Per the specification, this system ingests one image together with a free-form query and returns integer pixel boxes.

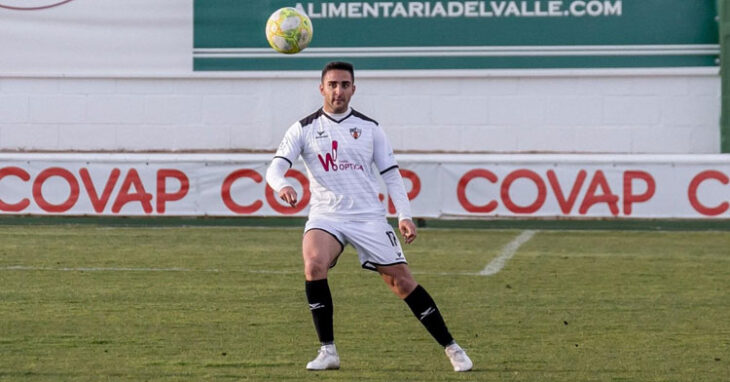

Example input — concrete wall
[0,71,720,153]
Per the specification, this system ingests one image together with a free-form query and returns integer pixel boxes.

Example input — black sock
[404,285,454,347]
[305,279,334,345]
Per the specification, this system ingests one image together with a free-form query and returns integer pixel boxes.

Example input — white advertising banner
[0,0,191,76]
[0,153,729,219]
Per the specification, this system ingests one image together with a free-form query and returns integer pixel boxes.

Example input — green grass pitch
[0,224,728,381]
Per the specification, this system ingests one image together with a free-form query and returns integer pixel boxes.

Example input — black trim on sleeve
[379,165,399,175]
[351,109,379,126]
[299,108,325,128]
[273,156,293,168]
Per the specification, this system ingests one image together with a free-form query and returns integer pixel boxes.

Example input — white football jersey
[274,107,398,220]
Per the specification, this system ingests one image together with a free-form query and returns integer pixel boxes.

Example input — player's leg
[302,227,343,370]
[376,263,473,371]
[374,262,417,298]
[377,264,472,371]
[347,219,473,371]
[346,220,454,345]
[302,229,342,281]
[376,264,455,345]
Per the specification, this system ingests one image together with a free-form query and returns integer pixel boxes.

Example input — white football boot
[306,344,340,370]
[445,343,473,372]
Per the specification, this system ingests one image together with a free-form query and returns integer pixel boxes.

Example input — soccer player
[265,61,473,372]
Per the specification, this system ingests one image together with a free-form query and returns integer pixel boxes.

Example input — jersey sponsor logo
[317,140,365,172]
[317,140,339,171]
[350,127,361,139]
[337,162,364,171]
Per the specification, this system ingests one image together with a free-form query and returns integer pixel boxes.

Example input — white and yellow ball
[265,7,313,54]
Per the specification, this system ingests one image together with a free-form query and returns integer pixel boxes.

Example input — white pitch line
[1,266,479,277]
[0,266,305,274]
[2,232,536,277]
[1,266,219,273]
[479,230,537,276]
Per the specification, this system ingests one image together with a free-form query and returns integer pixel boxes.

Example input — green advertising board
[193,0,719,71]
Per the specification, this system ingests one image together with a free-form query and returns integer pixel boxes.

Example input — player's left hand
[398,219,417,244]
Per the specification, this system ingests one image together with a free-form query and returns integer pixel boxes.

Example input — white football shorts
[304,217,407,271]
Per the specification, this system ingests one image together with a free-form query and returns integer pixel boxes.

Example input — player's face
[320,69,355,114]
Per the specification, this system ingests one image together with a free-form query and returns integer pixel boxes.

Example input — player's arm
[266,123,303,207]
[381,169,416,244]
[373,125,416,244]
[266,157,298,207]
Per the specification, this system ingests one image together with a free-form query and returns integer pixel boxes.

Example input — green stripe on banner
[1,215,729,231]
[195,55,718,71]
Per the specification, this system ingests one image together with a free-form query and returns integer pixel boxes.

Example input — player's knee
[387,274,417,298]
[397,277,418,297]
[304,266,327,280]
[303,255,330,280]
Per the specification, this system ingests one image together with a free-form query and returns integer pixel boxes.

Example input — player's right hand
[278,186,298,207]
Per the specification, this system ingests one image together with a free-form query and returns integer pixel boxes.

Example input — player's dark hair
[321,61,354,83]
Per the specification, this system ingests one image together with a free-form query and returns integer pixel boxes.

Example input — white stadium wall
[0,0,722,154]
[0,72,721,154]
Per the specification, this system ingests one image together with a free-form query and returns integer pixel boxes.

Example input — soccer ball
[265,7,313,54]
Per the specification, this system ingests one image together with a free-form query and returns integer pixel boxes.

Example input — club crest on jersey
[350,127,361,139]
